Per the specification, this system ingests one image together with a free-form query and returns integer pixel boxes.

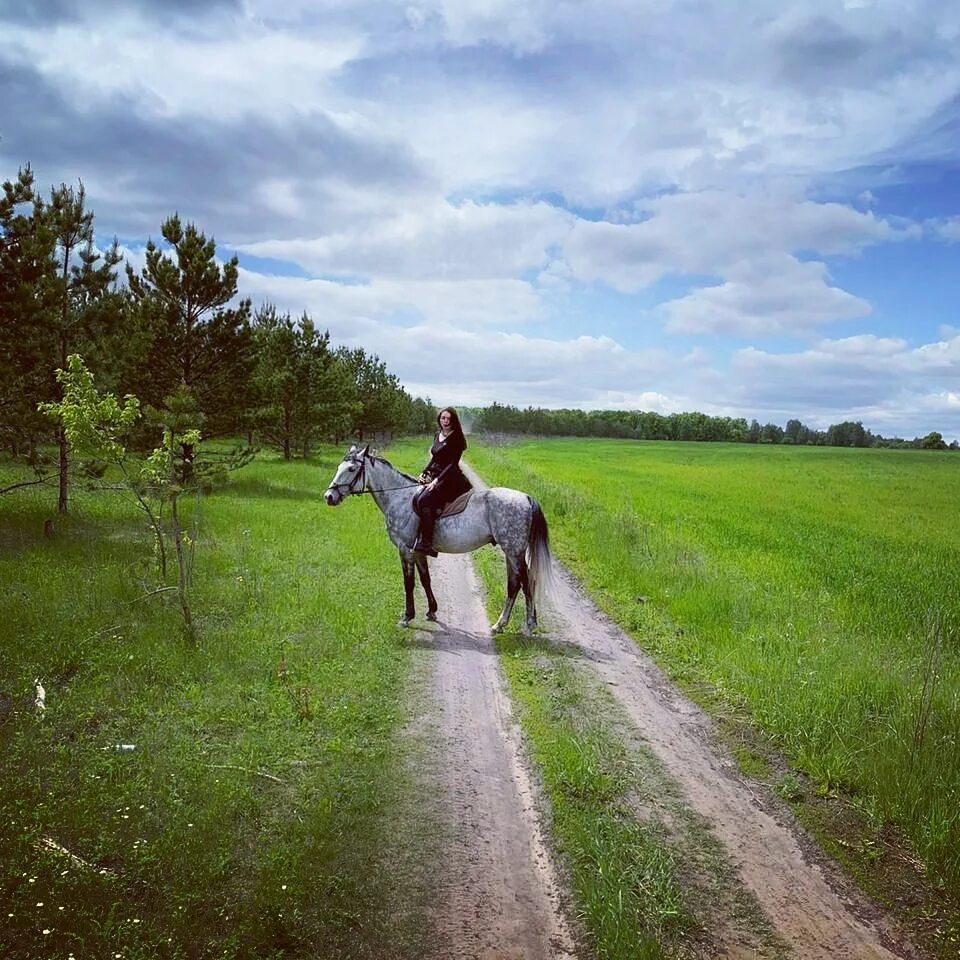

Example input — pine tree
[0,166,56,461]
[47,180,124,511]
[126,214,254,434]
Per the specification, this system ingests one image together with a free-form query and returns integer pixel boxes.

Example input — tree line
[468,403,956,450]
[1,166,437,512]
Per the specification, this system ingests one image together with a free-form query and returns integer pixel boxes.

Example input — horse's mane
[369,452,419,484]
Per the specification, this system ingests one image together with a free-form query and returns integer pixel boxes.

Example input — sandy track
[414,551,578,960]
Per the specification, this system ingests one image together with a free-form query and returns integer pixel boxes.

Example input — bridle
[326,452,421,499]
[326,454,368,498]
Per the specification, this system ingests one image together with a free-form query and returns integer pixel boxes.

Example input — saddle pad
[440,489,473,518]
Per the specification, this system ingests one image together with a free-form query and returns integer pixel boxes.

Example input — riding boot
[413,507,439,557]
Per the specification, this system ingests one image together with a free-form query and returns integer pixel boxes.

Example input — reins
[327,454,422,498]
[360,482,422,494]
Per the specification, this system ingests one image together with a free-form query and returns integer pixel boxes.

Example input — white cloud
[561,190,906,327]
[5,13,363,119]
[238,265,693,406]
[238,269,545,329]
[935,217,960,241]
[662,256,871,336]
[237,199,572,281]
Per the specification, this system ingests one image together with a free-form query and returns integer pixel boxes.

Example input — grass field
[4,435,959,957]
[0,449,434,960]
[465,438,960,904]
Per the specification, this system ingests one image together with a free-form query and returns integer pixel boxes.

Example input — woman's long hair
[438,406,467,447]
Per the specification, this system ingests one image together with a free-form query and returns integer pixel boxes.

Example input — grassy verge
[0,448,432,960]
[465,437,960,955]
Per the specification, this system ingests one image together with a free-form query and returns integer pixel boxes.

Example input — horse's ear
[360,443,370,458]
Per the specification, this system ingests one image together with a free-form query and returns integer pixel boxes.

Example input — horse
[323,444,556,633]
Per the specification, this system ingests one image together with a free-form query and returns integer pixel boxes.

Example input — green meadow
[0,449,434,960]
[4,435,959,958]
[465,438,960,900]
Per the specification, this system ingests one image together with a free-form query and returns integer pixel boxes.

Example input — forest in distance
[464,401,957,449]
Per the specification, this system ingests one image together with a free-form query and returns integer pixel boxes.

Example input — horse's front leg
[415,554,439,621]
[492,553,523,634]
[398,552,416,627]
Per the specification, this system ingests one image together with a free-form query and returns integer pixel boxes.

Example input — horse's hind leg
[518,556,537,632]
[492,552,524,634]
[415,554,438,621]
[398,552,416,627]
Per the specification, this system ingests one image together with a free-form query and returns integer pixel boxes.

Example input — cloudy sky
[4,0,960,439]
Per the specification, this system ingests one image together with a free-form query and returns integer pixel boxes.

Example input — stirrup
[413,538,438,558]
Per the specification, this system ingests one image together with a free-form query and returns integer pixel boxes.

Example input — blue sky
[3,0,960,439]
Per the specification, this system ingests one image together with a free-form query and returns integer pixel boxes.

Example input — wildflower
[42,928,51,935]
[36,902,44,907]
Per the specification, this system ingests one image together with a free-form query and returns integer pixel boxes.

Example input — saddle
[412,489,474,518]
[440,489,473,518]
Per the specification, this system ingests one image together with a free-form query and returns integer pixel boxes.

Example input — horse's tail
[526,496,557,614]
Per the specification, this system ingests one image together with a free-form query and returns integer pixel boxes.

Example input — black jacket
[421,431,471,503]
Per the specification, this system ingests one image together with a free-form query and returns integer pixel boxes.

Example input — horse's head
[324,444,369,506]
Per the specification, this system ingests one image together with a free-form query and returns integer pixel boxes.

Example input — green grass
[0,448,432,960]
[465,438,960,903]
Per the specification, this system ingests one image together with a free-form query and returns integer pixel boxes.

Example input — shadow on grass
[213,474,320,503]
[0,504,150,563]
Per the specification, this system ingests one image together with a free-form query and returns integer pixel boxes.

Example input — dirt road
[414,552,579,960]
[407,467,918,959]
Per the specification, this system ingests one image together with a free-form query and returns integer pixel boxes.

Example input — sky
[3,0,960,441]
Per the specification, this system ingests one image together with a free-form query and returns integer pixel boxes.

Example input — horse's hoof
[426,611,438,622]
[397,617,411,628]
[491,622,504,634]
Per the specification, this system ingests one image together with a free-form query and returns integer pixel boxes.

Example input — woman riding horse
[413,406,471,556]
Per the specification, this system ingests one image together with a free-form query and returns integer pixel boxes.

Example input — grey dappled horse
[323,444,555,632]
